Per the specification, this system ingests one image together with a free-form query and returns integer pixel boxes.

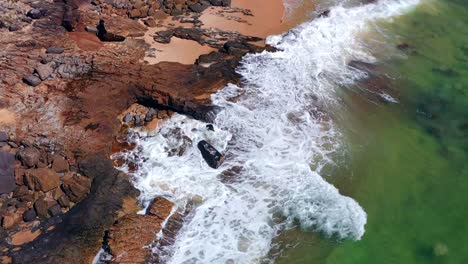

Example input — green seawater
[277,0,468,263]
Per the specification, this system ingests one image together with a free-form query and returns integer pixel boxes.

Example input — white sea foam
[118,0,421,263]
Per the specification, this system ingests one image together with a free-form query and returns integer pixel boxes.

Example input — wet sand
[142,0,317,65]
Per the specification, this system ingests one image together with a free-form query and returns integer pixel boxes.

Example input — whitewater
[116,0,421,263]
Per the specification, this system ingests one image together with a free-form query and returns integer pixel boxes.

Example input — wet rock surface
[197,140,225,168]
[105,197,174,263]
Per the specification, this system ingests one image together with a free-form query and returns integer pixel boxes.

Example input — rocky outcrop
[106,197,174,263]
[154,27,263,49]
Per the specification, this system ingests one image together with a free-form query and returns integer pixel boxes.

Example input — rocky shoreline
[0,0,278,263]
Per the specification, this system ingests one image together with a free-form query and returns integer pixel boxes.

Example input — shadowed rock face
[0,151,15,194]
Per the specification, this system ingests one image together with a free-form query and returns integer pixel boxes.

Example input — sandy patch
[141,0,316,64]
[145,37,216,65]
[0,109,16,125]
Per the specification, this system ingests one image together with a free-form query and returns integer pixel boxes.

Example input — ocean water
[275,0,468,263]
[115,0,468,263]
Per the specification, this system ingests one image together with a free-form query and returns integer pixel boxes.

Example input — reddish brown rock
[108,197,174,263]
[14,168,26,185]
[61,174,91,202]
[51,155,69,173]
[25,168,60,192]
[1,211,22,229]
[147,197,174,220]
[10,229,42,246]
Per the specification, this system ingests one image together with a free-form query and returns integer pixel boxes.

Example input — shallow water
[276,0,468,263]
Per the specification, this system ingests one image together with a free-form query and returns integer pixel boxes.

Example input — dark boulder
[0,151,15,194]
[188,3,208,13]
[96,20,126,42]
[197,140,224,169]
[23,75,42,87]
[23,209,37,222]
[27,9,45,19]
[8,25,20,31]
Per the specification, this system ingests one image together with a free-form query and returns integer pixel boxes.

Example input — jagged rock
[0,151,15,194]
[57,195,70,207]
[23,75,42,87]
[146,197,173,220]
[51,155,69,173]
[35,63,53,81]
[17,147,41,168]
[144,18,157,27]
[23,209,37,222]
[197,140,224,169]
[13,186,29,198]
[48,204,62,216]
[61,174,91,202]
[34,196,57,217]
[25,168,60,192]
[154,30,173,43]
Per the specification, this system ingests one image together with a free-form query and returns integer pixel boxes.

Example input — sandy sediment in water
[142,0,317,65]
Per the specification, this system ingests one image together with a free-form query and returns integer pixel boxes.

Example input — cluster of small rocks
[23,49,93,86]
[121,104,172,128]
[0,132,91,231]
[0,1,37,32]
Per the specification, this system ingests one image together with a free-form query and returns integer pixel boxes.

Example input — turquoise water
[277,0,468,263]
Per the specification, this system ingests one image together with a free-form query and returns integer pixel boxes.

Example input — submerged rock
[197,140,224,169]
